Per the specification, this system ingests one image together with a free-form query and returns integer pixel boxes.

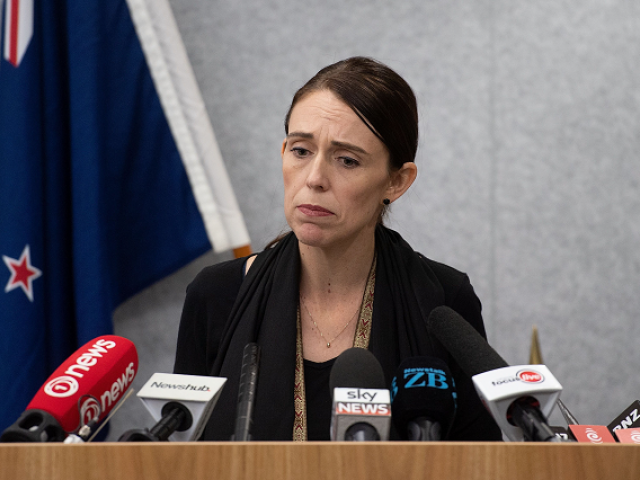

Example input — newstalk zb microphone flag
[0,0,250,432]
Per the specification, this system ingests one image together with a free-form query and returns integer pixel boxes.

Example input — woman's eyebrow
[287,131,313,139]
[286,132,368,154]
[330,140,367,155]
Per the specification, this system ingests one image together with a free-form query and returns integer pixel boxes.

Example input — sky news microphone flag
[0,0,250,432]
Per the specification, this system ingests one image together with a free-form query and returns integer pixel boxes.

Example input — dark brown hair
[284,56,419,170]
[267,58,418,249]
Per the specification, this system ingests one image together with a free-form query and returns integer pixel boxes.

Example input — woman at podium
[174,57,502,442]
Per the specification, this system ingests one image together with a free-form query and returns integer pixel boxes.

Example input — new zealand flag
[0,0,249,433]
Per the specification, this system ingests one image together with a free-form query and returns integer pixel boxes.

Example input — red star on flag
[3,244,42,302]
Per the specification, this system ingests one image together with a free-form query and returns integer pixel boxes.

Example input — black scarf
[204,225,450,440]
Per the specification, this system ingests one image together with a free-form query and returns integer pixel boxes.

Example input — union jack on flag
[2,0,33,67]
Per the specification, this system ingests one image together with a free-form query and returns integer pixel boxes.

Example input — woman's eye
[339,156,359,168]
[291,147,310,157]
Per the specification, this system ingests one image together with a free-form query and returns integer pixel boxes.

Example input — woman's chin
[294,229,328,248]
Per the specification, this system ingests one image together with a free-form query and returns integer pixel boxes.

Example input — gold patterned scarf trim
[292,254,377,441]
[293,310,307,441]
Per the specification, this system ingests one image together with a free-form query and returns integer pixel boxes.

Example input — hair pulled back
[284,57,418,170]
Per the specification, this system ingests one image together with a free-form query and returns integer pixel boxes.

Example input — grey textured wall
[109,0,640,439]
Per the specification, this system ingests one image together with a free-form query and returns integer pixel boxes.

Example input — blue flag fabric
[0,1,217,432]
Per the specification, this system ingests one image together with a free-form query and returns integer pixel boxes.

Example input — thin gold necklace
[299,293,362,348]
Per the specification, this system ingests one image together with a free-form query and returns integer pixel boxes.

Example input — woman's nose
[305,155,330,190]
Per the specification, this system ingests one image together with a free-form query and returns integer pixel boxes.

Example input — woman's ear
[385,162,418,203]
[281,138,287,157]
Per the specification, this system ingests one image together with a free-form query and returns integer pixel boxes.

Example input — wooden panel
[0,442,638,480]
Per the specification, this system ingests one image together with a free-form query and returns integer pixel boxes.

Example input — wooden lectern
[1,442,639,480]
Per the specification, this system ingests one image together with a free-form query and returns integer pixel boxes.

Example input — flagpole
[529,325,579,425]
[233,245,253,259]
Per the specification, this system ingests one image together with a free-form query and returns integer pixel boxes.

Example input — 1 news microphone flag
[0,0,250,432]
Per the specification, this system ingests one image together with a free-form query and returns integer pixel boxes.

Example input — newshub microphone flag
[0,0,250,433]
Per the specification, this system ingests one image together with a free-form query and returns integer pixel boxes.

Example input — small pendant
[327,342,331,348]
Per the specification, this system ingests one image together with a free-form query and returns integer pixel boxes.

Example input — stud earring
[383,198,390,205]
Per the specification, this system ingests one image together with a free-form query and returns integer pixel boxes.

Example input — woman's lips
[298,204,333,217]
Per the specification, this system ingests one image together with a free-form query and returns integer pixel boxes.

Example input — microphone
[615,427,640,444]
[607,400,640,436]
[427,306,564,442]
[568,425,617,443]
[329,348,391,441]
[1,335,138,442]
[232,342,260,441]
[118,373,226,442]
[390,356,456,441]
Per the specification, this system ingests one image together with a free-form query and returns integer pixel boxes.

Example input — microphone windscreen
[391,356,456,436]
[426,306,508,377]
[329,348,386,392]
[26,335,138,432]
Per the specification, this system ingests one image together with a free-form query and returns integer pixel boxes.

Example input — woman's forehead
[287,91,385,152]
